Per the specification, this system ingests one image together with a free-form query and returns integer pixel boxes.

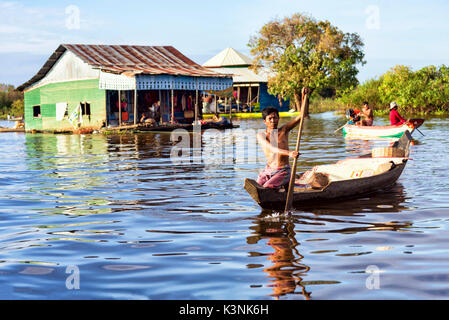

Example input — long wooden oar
[284,91,308,213]
[334,121,348,134]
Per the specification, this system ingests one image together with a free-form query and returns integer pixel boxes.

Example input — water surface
[0,113,448,300]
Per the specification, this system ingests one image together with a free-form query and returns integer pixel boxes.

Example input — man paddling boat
[256,107,301,189]
[389,101,408,126]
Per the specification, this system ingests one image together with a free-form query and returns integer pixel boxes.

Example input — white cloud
[0,1,106,54]
[0,1,62,53]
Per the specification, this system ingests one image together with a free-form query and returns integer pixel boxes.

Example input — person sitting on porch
[202,95,212,113]
[151,100,161,123]
[140,106,155,124]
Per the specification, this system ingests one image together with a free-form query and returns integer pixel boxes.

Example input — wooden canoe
[244,131,412,209]
[342,118,424,139]
[203,110,300,119]
[0,127,25,133]
[99,122,238,133]
[135,122,238,132]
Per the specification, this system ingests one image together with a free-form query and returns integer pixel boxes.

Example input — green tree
[378,65,414,108]
[338,77,384,110]
[0,83,24,118]
[248,13,365,115]
[338,64,449,115]
[10,99,24,117]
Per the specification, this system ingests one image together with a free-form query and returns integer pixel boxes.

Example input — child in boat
[346,108,361,125]
[256,107,301,189]
[389,102,407,126]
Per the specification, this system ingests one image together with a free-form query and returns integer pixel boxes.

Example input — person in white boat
[389,102,407,126]
[358,102,373,126]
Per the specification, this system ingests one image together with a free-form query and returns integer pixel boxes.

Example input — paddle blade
[409,118,424,129]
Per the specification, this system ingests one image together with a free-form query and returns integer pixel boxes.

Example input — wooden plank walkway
[0,127,25,133]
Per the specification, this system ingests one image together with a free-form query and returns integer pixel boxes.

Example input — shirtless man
[359,102,374,126]
[256,107,300,189]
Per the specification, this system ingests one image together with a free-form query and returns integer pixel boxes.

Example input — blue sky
[1,0,448,87]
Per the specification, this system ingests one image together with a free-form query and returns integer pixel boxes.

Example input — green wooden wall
[24,87,42,130]
[24,79,106,131]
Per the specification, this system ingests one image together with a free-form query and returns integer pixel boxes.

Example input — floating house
[17,44,233,132]
[202,47,288,112]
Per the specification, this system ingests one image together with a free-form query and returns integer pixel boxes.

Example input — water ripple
[0,116,448,299]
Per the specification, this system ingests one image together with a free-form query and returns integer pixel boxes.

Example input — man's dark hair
[363,101,369,106]
[262,107,279,120]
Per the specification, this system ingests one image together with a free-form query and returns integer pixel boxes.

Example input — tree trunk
[294,92,302,112]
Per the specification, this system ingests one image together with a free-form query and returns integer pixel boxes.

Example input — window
[81,102,91,116]
[33,105,41,118]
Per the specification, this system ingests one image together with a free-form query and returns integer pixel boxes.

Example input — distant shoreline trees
[338,64,449,115]
[0,83,24,118]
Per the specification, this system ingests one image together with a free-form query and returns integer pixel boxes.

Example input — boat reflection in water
[247,182,412,299]
[295,182,410,216]
[247,213,312,300]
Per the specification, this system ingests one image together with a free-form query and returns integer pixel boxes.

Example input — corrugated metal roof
[18,44,228,91]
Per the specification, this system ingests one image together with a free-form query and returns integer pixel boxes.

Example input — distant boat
[244,131,412,209]
[6,115,23,121]
[342,119,424,139]
[100,121,238,134]
[0,127,25,132]
[203,110,300,119]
